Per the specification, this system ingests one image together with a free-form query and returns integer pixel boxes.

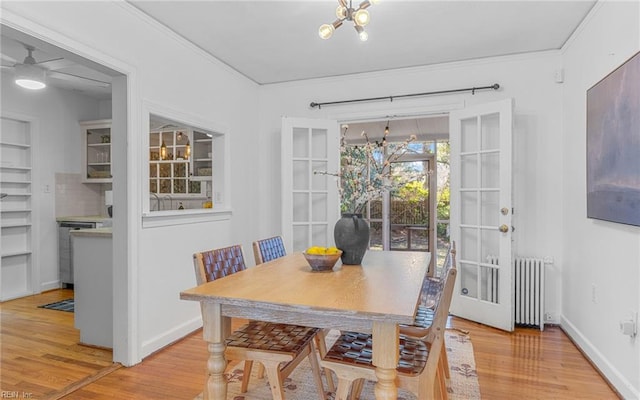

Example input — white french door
[449,99,514,332]
[281,117,340,252]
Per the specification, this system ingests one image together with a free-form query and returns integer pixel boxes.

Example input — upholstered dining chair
[320,262,458,400]
[193,244,326,400]
[252,235,336,392]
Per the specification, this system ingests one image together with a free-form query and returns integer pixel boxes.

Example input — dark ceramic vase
[334,213,370,265]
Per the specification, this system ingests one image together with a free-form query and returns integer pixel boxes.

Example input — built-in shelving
[1,116,34,300]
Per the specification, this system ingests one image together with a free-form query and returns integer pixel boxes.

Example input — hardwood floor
[449,318,619,400]
[2,290,619,399]
[0,289,115,400]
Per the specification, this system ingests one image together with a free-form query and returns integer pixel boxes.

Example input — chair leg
[316,330,336,392]
[350,378,365,400]
[437,361,448,400]
[241,360,253,393]
[262,362,287,400]
[334,377,356,400]
[257,362,265,379]
[440,345,451,380]
[307,342,327,400]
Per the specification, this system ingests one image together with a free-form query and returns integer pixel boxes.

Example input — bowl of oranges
[303,246,343,272]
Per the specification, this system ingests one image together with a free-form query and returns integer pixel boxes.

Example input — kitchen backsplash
[56,173,111,217]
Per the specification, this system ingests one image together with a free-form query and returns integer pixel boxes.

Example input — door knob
[499,224,509,233]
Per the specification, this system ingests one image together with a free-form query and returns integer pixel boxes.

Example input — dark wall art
[586,51,640,227]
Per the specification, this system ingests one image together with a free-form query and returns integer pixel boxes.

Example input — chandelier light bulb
[354,25,368,41]
[336,5,347,19]
[319,23,335,39]
[354,9,370,26]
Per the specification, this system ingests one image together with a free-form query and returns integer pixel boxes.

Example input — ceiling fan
[1,45,111,90]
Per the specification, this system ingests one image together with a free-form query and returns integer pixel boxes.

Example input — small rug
[38,298,74,312]
[196,329,480,399]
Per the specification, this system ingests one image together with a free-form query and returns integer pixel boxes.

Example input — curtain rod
[309,83,500,109]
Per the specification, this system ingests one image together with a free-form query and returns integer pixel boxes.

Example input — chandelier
[318,0,379,42]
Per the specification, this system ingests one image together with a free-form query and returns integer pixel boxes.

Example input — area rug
[196,329,480,399]
[38,298,74,312]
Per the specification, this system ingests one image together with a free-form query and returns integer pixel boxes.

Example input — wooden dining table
[180,250,430,400]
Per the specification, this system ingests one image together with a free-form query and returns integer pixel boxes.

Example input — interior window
[148,114,222,212]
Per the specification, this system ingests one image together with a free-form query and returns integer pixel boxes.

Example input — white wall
[4,4,638,395]
[259,51,566,320]
[1,1,261,363]
[1,73,103,290]
[560,2,640,398]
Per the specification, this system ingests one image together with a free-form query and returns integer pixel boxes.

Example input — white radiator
[487,256,546,331]
[514,257,545,331]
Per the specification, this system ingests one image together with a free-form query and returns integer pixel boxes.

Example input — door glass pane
[312,161,328,190]
[460,261,478,299]
[159,179,171,193]
[460,117,478,153]
[480,113,500,150]
[461,154,477,188]
[293,193,309,222]
[390,226,408,250]
[312,193,327,222]
[369,221,382,250]
[293,160,309,190]
[480,228,500,264]
[312,225,328,247]
[460,227,478,263]
[292,225,309,252]
[481,152,499,188]
[480,265,499,303]
[292,127,309,158]
[461,192,477,225]
[311,128,327,159]
[481,191,500,226]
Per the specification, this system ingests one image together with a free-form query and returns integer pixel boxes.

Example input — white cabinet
[81,119,112,183]
[191,130,212,181]
[1,116,33,300]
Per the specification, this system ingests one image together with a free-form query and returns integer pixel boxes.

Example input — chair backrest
[439,240,456,279]
[425,255,457,343]
[252,235,286,265]
[193,244,247,285]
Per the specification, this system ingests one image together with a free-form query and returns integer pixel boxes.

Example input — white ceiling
[1,26,116,100]
[131,0,596,85]
[1,0,595,125]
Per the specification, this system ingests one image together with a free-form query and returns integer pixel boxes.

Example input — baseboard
[41,280,61,293]
[561,315,639,400]
[140,316,202,359]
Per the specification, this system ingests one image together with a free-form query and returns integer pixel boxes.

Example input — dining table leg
[371,321,399,400]
[201,302,231,400]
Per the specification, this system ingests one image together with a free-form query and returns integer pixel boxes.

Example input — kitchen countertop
[56,215,111,223]
[69,227,112,237]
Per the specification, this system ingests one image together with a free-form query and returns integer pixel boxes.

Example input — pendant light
[14,47,47,90]
[160,139,167,160]
[185,138,191,160]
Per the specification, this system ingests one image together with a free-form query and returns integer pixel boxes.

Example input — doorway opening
[339,116,451,273]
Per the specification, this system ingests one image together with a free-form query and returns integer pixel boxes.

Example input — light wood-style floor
[2,290,619,399]
[0,289,115,400]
